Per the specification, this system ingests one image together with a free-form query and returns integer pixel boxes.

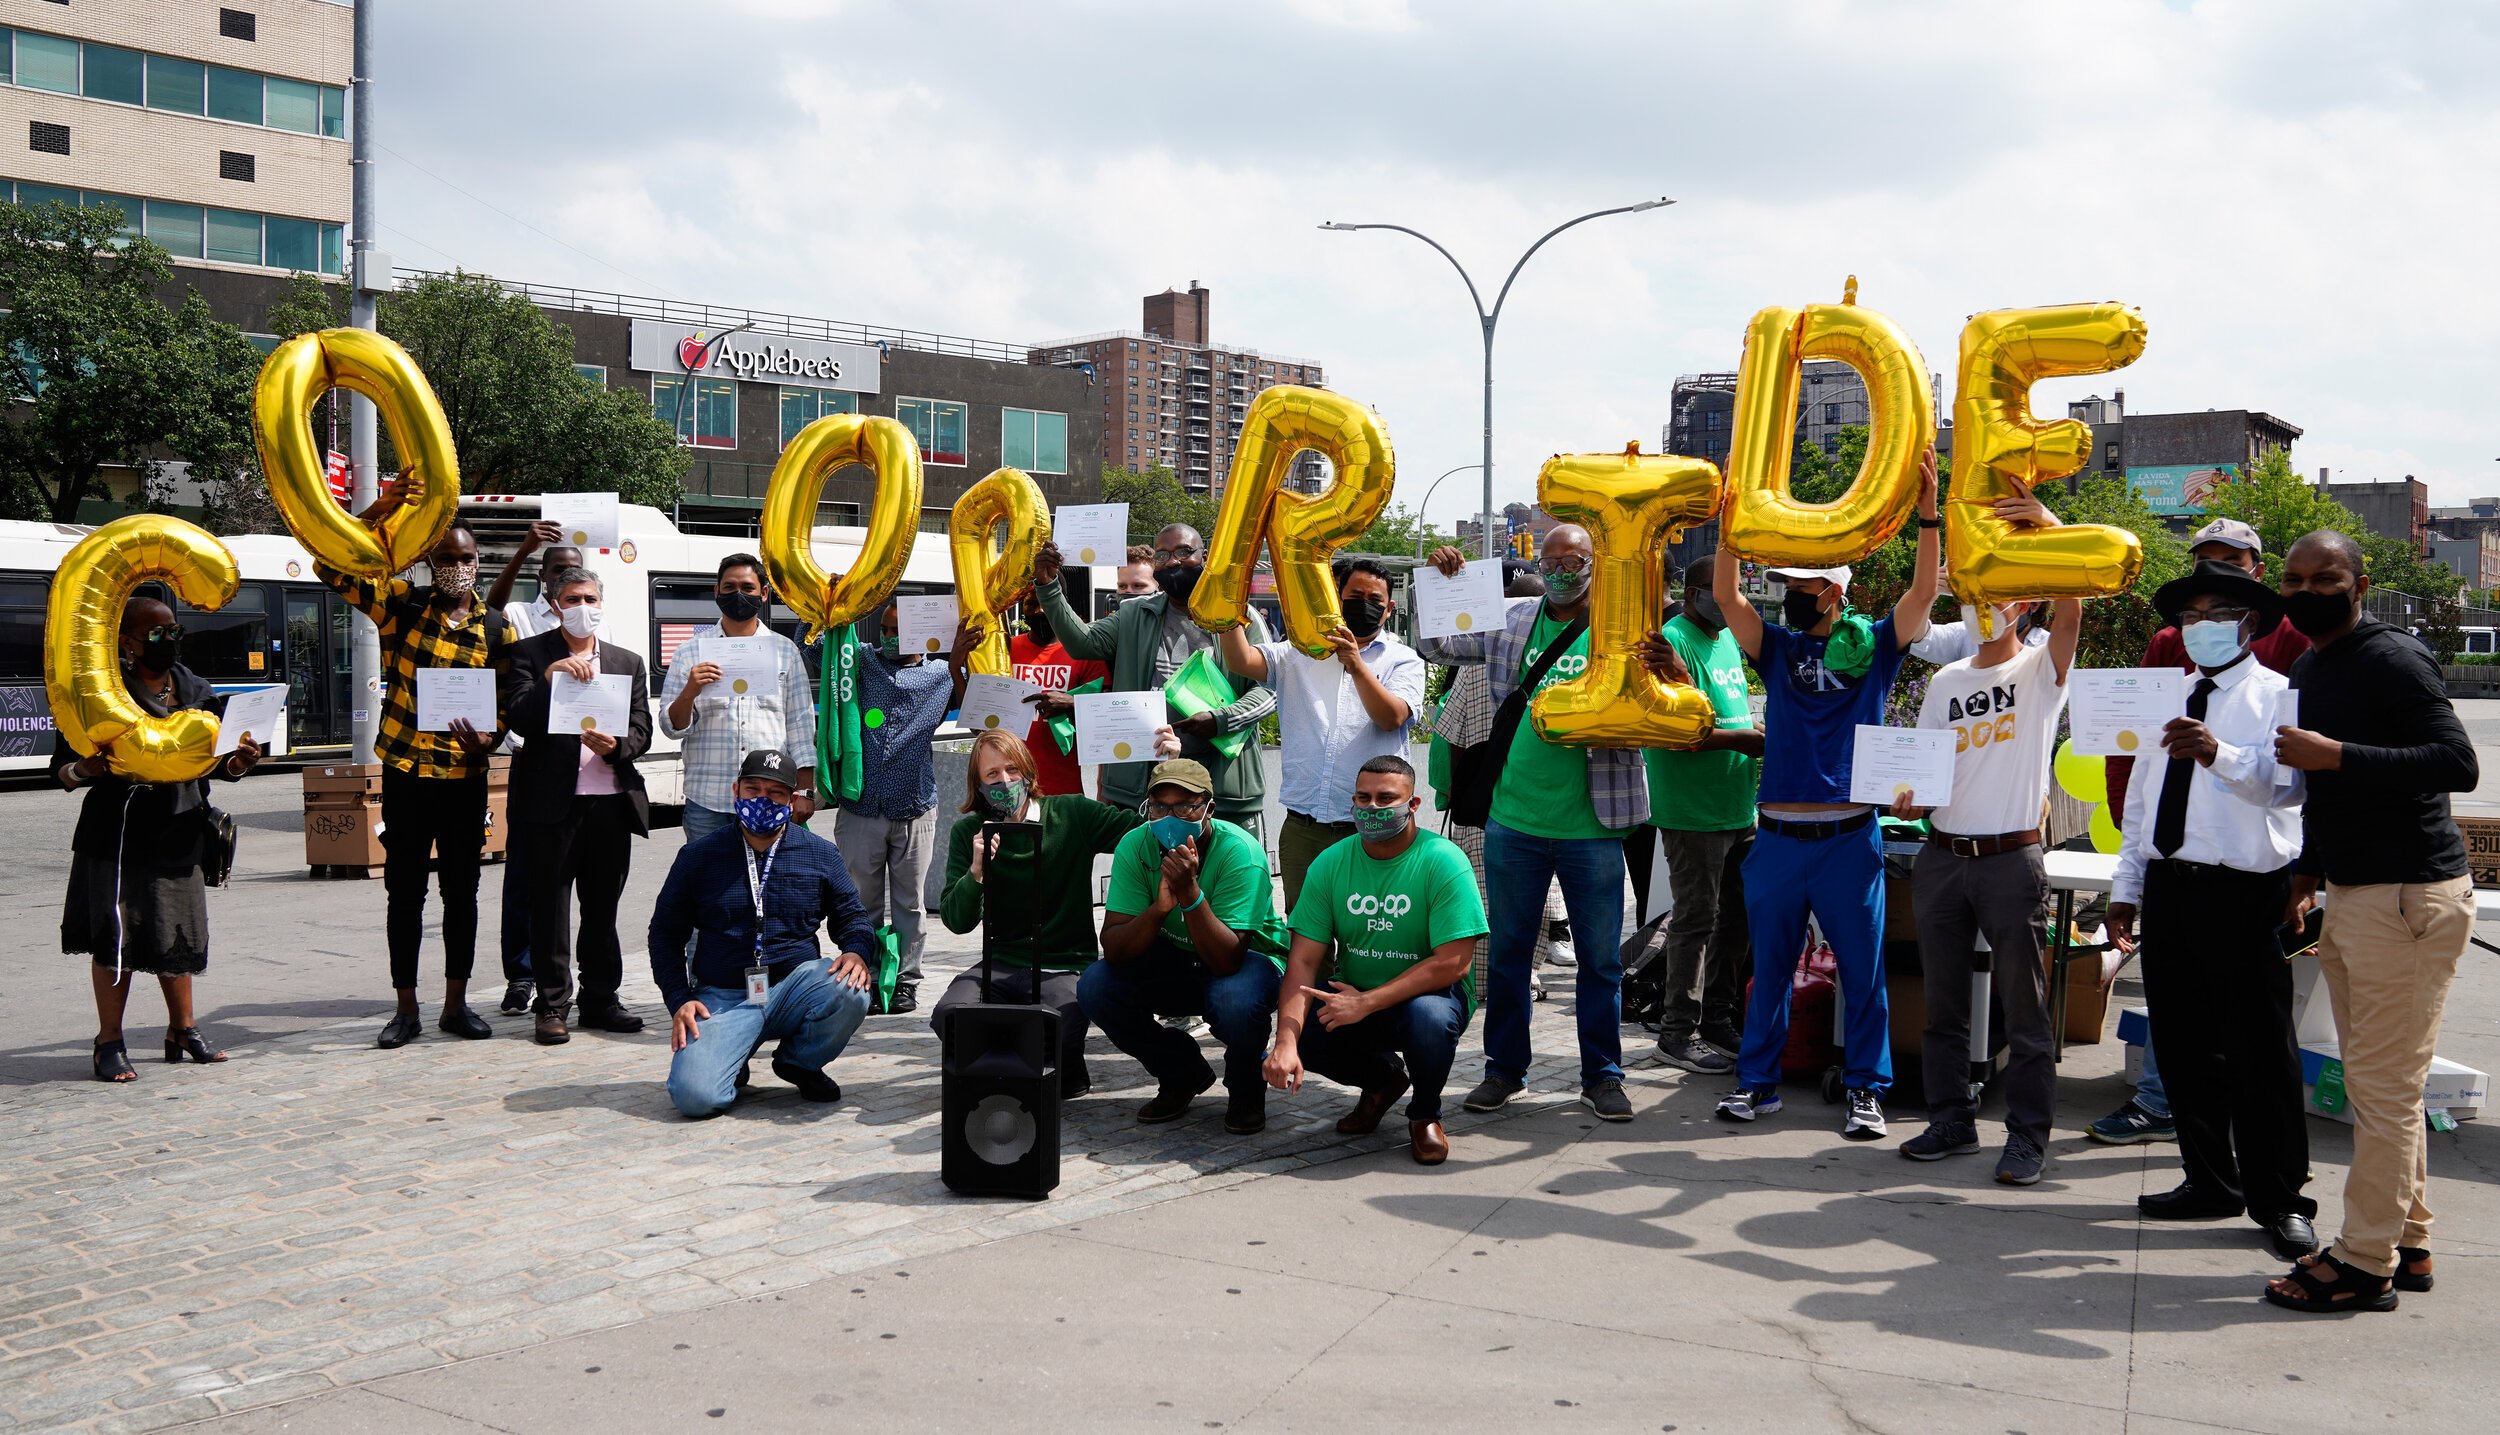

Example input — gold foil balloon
[1530,444,1723,749]
[253,328,460,577]
[762,414,924,643]
[44,515,241,784]
[1948,303,2148,636]
[1189,386,1394,655]
[1722,280,1935,568]
[949,467,1049,677]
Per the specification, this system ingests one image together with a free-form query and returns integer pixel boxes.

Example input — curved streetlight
[1412,462,1485,558]
[1321,198,1673,556]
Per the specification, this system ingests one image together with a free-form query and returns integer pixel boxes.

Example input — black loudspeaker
[940,821,1062,1198]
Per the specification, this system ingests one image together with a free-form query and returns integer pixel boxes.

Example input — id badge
[746,966,771,1006]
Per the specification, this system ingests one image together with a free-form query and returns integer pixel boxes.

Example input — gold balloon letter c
[762,414,925,644]
[949,467,1049,677]
[253,328,461,577]
[44,516,240,784]
[1190,386,1394,656]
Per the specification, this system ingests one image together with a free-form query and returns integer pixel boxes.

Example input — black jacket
[502,629,653,835]
[2290,619,2478,886]
[51,662,245,864]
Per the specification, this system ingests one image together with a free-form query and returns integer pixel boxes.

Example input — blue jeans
[1296,984,1471,1122]
[1077,942,1282,1098]
[664,960,871,1118]
[1737,820,1892,1095]
[1483,819,1626,1089]
[681,803,733,845]
[2135,1032,2171,1119]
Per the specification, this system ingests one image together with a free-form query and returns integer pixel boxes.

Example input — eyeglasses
[137,624,184,644]
[1153,544,1200,564]
[1142,795,1210,818]
[1538,557,1590,576]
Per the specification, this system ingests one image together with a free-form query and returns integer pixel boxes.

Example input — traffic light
[1510,530,1536,560]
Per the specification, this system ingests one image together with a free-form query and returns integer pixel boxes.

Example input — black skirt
[62,851,210,976]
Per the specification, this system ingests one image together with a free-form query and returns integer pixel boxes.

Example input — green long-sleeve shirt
[938,795,1144,970]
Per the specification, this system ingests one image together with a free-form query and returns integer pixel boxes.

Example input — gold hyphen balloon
[1948,303,2148,636]
[1190,386,1394,656]
[1722,280,1935,568]
[1530,444,1723,749]
[44,515,241,784]
[762,414,924,644]
[950,468,1049,677]
[253,328,460,577]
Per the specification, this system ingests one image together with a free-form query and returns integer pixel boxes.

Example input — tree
[1350,501,1445,556]
[1096,463,1215,545]
[2040,477,2191,668]
[0,199,258,522]
[182,272,344,535]
[1788,425,1871,508]
[2421,594,2465,662]
[2202,448,2461,599]
[377,271,685,507]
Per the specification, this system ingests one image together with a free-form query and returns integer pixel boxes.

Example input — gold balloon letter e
[1189,386,1394,656]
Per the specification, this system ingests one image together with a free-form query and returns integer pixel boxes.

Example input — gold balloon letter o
[253,328,461,577]
[950,468,1049,677]
[44,515,241,784]
[1190,386,1394,656]
[762,413,924,643]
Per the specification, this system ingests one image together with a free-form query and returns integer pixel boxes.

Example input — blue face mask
[1147,815,1201,851]
[2180,618,2246,669]
[735,795,793,836]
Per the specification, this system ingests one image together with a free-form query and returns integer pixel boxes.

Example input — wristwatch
[1916,516,1942,529]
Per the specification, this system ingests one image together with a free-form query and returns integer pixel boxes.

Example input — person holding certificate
[504,568,654,1047]
[1710,446,1941,1140]
[316,488,513,1050]
[483,521,582,1015]
[661,554,819,844]
[1892,589,2080,1186]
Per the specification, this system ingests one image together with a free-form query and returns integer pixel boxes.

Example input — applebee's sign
[627,319,880,394]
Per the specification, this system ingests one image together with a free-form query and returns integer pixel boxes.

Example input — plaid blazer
[1418,597,1649,830]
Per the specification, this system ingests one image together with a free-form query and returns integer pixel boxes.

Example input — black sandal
[2263,1251,2397,1313]
[2395,1245,2434,1293]
[164,1027,227,1064]
[93,1039,136,1083]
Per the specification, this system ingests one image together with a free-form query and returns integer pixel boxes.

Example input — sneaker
[1547,937,1577,967]
[2086,1100,2177,1145]
[1899,1118,1982,1161]
[1461,1075,1524,1112]
[1698,1023,1743,1058]
[1652,1034,1735,1075]
[1842,1089,1887,1141]
[1528,970,1546,1003]
[499,979,534,1015]
[1715,1087,1781,1123]
[1995,1131,2046,1186]
[1579,1080,1634,1122]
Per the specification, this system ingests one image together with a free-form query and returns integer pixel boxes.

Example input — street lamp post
[1321,199,1673,557]
[1411,462,1485,558]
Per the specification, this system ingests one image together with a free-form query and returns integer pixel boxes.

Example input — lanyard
[742,833,784,966]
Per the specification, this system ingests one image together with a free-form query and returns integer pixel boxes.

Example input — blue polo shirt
[1749,615,1905,806]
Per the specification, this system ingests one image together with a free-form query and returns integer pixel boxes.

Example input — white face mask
[560,603,604,639]
[1960,604,2018,638]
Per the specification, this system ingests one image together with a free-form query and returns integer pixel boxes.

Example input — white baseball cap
[1765,565,1851,588]
[2189,517,2263,555]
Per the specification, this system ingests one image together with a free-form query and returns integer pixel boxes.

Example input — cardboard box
[2059,947,2122,1044]
[2454,807,2500,889]
[302,763,384,800]
[304,800,384,867]
[2299,1042,2487,1124]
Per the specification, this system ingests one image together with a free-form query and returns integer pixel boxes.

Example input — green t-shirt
[1287,829,1489,1015]
[1490,605,1614,840]
[1104,817,1289,972]
[1644,615,1759,832]
[937,795,1143,970]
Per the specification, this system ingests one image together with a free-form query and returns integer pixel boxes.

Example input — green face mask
[1353,802,1412,840]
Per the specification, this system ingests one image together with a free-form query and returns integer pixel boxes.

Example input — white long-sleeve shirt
[2109,653,2303,906]
[1908,619,2049,666]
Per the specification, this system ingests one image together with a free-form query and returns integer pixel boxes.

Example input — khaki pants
[2317,876,2473,1277]
[1278,810,1357,914]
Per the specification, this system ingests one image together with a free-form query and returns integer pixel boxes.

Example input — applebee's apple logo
[678,331,726,372]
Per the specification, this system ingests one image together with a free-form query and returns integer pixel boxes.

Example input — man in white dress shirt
[2106,560,2316,1263]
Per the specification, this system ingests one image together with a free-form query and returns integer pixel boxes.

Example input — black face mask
[1685,590,1724,630]
[1155,563,1203,604]
[1023,607,1054,646]
[1342,595,1386,639]
[1781,588,1826,631]
[716,589,766,623]
[2283,588,2356,639]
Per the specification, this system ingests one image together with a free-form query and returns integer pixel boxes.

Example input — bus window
[170,587,271,683]
[0,577,44,683]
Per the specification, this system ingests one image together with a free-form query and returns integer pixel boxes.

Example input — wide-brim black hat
[2154,558,2285,629]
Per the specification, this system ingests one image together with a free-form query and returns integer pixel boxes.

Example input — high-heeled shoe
[94,1039,136,1083]
[163,1027,227,1064]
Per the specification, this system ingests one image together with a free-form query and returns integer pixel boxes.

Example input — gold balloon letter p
[44,516,240,784]
[1948,304,2149,633]
[253,328,461,578]
[1189,386,1394,656]
[762,414,924,644]
[1530,446,1723,749]
[949,468,1049,677]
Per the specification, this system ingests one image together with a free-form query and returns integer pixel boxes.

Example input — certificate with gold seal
[2068,669,2183,758]
[1413,559,1505,640]
[1074,690,1167,766]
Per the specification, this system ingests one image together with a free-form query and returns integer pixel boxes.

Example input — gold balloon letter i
[44,516,241,784]
[252,328,461,577]
[761,414,924,643]
[949,468,1049,677]
[1530,445,1723,749]
[1948,304,2149,634]
[1189,386,1394,656]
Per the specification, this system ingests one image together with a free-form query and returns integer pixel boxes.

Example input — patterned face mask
[432,559,480,597]
[1352,802,1411,840]
[980,778,1027,816]
[735,795,792,835]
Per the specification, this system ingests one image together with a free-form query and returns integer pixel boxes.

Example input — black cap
[2154,558,2285,629]
[737,749,800,788]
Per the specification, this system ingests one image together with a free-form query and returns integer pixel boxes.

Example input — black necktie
[2152,677,2216,857]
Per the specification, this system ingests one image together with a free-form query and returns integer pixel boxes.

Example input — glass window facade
[205,207,261,265]
[146,53,204,114]
[895,397,967,466]
[0,32,347,141]
[264,215,318,270]
[264,76,320,134]
[1001,407,1068,474]
[778,386,858,450]
[653,375,737,449]
[14,32,76,94]
[1,181,344,274]
[145,202,204,260]
[206,65,262,125]
[81,43,144,105]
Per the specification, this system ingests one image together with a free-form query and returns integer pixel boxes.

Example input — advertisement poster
[2127,462,2238,517]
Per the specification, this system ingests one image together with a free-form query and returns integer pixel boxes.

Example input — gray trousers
[834,807,934,987]
[1657,827,1753,1043]
[1911,843,2054,1144]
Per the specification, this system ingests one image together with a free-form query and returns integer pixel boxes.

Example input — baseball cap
[2190,517,2262,555]
[738,749,800,788]
[1147,758,1214,797]
[1766,564,1852,588]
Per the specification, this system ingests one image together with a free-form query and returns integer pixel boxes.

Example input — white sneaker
[1547,938,1576,967]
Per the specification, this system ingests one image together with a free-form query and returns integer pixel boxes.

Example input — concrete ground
[3,727,2498,1433]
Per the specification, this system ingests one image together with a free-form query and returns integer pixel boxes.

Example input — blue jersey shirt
[1749,614,1905,806]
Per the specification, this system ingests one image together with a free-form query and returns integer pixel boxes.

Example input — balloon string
[111,783,137,986]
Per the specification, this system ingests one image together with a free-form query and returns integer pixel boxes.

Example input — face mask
[1342,595,1386,639]
[432,558,478,597]
[878,635,903,658]
[1155,564,1203,603]
[2283,588,2355,639]
[1023,609,1054,647]
[735,794,792,836]
[1147,814,1202,851]
[2180,618,2246,668]
[1685,590,1723,629]
[980,778,1027,816]
[560,604,604,639]
[1959,603,2017,638]
[132,636,181,674]
[716,589,765,623]
[1782,588,1827,630]
[1352,802,1411,841]
[1540,564,1588,600]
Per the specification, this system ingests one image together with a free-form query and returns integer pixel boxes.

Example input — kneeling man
[1267,755,1488,1164]
[650,750,876,1118]
[1079,759,1288,1134]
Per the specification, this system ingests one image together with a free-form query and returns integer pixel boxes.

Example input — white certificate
[414,667,497,732]
[1074,690,1167,766]
[217,684,288,756]
[1054,504,1130,567]
[547,672,632,736]
[897,595,959,658]
[2068,669,2184,757]
[538,491,620,550]
[957,673,1042,735]
[1413,559,1506,639]
[1849,725,1955,806]
[2273,688,2302,786]
[707,635,779,699]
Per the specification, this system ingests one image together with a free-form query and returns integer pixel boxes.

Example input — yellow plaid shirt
[318,564,514,779]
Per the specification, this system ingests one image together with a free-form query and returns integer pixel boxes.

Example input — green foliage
[1097,463,1215,546]
[2203,448,2460,599]
[1350,501,1445,556]
[1788,426,1870,508]
[2420,594,2465,662]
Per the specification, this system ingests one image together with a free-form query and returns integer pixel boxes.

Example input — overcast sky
[371,0,2500,515]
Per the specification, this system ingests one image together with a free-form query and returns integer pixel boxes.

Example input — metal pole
[1412,462,1483,559]
[347,0,379,767]
[1480,321,1497,558]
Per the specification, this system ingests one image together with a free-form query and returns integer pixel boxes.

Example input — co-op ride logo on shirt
[1347,892,1413,932]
